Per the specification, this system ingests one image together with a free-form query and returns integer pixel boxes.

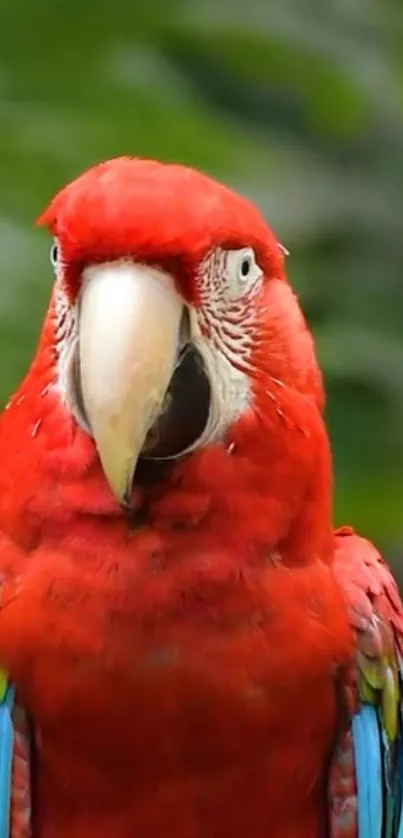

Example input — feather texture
[0,157,402,838]
[0,676,31,838]
[0,680,14,838]
[330,528,403,838]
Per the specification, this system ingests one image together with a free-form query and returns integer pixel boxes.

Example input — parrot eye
[225,248,262,298]
[50,240,60,271]
[240,257,252,277]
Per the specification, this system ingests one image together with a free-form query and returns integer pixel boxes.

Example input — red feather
[0,350,353,838]
[0,158,400,837]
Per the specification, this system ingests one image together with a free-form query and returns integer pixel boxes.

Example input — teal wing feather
[329,527,403,838]
[0,678,15,838]
[0,672,31,838]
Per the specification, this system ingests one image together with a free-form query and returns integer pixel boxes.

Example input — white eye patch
[225,247,263,299]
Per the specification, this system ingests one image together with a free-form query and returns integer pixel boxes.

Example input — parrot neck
[0,345,334,568]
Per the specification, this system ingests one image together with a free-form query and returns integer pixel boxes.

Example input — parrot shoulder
[329,526,403,838]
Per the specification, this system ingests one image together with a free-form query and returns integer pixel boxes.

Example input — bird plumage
[0,157,400,837]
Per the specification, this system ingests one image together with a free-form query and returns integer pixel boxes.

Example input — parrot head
[1,157,332,560]
[33,156,325,511]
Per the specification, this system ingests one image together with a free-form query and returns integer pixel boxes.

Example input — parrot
[0,156,402,838]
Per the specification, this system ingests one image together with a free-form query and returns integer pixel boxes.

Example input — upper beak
[78,261,184,504]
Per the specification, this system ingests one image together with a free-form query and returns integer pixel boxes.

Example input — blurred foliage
[1,0,403,554]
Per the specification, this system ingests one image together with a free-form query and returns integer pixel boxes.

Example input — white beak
[78,261,183,503]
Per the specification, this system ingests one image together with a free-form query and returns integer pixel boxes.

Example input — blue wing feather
[352,705,383,838]
[0,683,14,838]
[331,684,403,838]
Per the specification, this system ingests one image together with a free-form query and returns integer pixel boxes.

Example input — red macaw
[0,157,402,838]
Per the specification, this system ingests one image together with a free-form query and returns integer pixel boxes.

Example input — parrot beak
[77,261,184,505]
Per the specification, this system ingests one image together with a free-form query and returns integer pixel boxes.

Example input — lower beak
[78,261,184,504]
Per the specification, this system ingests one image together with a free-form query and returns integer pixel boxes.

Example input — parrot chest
[3,535,353,837]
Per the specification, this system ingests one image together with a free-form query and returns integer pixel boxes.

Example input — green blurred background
[1,0,403,565]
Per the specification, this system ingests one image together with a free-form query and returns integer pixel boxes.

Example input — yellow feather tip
[382,664,398,742]
[359,679,377,705]
[0,669,8,703]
